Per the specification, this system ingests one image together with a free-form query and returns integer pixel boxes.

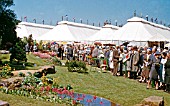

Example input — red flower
[77,97,83,101]
[72,100,76,105]
[52,88,58,93]
[82,94,86,98]
[46,86,51,91]
[77,94,80,97]
[93,95,97,100]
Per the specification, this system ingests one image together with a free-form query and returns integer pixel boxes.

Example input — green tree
[10,38,27,63]
[0,0,18,49]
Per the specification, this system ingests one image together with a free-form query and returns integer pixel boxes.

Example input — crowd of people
[26,42,170,92]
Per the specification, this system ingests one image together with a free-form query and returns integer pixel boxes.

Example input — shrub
[42,66,56,75]
[52,57,62,66]
[0,64,13,78]
[10,40,27,63]
[18,72,25,77]
[33,72,43,78]
[67,61,88,73]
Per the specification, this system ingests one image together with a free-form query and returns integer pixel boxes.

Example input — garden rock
[1,77,23,83]
[0,78,23,90]
[142,96,164,106]
[0,100,9,106]
[41,65,55,74]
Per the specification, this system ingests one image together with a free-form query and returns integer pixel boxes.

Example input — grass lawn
[0,92,65,106]
[26,53,52,66]
[0,54,10,61]
[0,53,52,70]
[1,54,170,106]
[47,66,170,106]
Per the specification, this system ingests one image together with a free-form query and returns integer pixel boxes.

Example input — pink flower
[40,87,44,91]
[87,99,92,103]
[100,101,103,105]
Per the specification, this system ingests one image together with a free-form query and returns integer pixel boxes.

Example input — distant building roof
[16,22,55,39]
[37,21,101,41]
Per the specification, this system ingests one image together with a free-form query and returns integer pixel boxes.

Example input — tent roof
[37,21,101,41]
[86,24,119,41]
[111,17,170,42]
[16,22,54,39]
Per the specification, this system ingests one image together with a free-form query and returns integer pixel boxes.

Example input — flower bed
[0,73,79,105]
[32,52,51,59]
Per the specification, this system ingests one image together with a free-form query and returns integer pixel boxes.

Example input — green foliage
[33,72,43,78]
[0,54,9,60]
[10,39,27,63]
[0,0,18,49]
[0,64,13,78]
[67,61,88,73]
[22,74,41,87]
[52,57,62,66]
[18,72,25,77]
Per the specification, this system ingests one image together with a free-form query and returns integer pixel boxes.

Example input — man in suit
[112,46,119,76]
[131,46,140,79]
[67,45,73,60]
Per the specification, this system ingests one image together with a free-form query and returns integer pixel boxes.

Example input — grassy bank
[48,66,170,106]
[0,53,52,70]
[0,92,64,106]
[1,54,170,106]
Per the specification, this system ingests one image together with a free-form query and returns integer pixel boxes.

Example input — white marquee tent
[37,21,101,41]
[86,24,119,41]
[109,17,170,46]
[16,22,54,39]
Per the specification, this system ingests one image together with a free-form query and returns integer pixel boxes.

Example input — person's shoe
[138,79,142,83]
[146,86,150,89]
[155,86,159,90]
[142,79,145,83]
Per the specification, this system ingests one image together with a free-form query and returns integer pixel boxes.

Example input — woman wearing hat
[147,51,161,89]
[139,50,150,83]
[164,52,170,92]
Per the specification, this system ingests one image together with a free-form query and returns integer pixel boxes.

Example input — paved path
[11,65,53,76]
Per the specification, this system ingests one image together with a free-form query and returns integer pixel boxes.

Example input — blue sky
[11,0,170,26]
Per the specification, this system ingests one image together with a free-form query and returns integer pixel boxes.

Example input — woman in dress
[139,50,150,83]
[164,52,170,92]
[109,46,114,75]
[126,47,133,78]
[159,52,167,89]
[147,51,161,90]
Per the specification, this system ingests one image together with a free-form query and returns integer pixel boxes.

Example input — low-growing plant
[22,74,41,87]
[34,72,43,78]
[67,61,88,73]
[18,72,26,77]
[0,74,77,106]
[0,64,13,78]
[52,57,62,66]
